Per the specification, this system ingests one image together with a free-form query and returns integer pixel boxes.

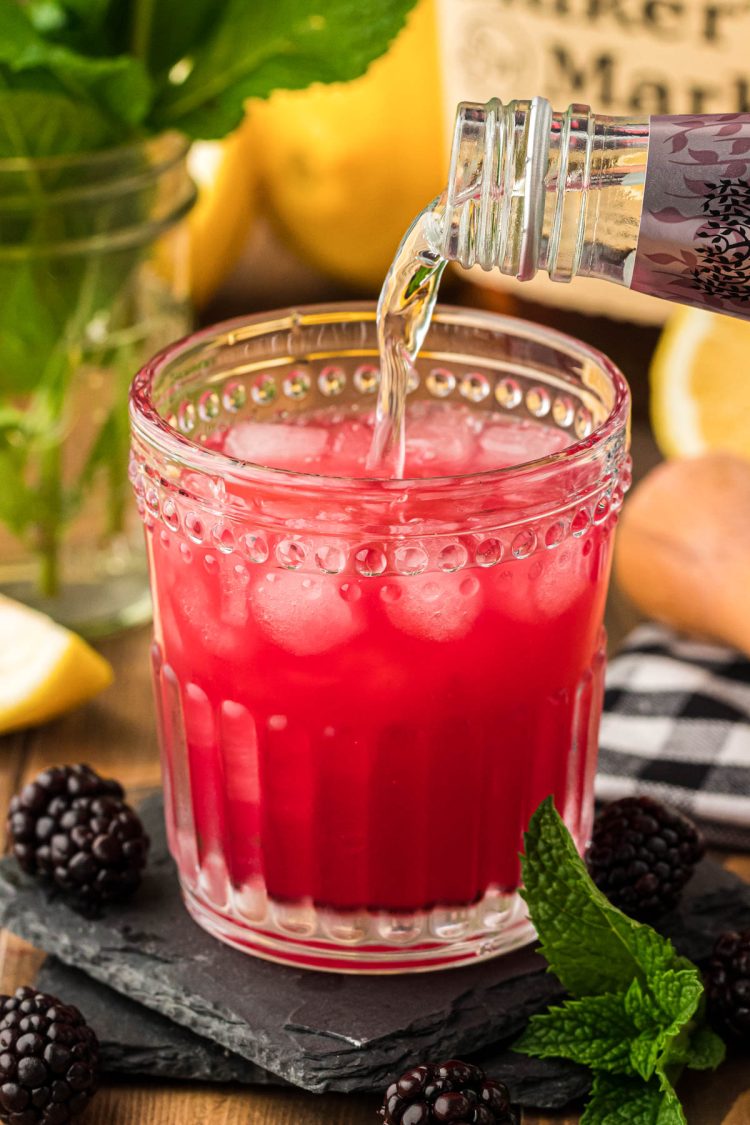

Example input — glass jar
[130,303,630,973]
[0,134,195,635]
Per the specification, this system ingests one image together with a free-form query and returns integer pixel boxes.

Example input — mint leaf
[666,1022,726,1071]
[622,969,704,1080]
[1,0,421,145]
[581,1074,685,1125]
[624,977,664,1032]
[0,87,115,157]
[516,973,706,1083]
[650,968,703,1027]
[623,979,668,1080]
[0,1,151,127]
[24,0,112,53]
[520,798,680,998]
[516,994,636,1074]
[517,801,725,1125]
[137,0,228,77]
[152,0,419,139]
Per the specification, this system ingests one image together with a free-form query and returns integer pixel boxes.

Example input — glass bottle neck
[439,97,650,288]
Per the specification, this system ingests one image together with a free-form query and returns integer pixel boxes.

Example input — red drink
[130,305,630,971]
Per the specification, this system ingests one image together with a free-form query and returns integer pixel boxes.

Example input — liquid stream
[366,199,446,478]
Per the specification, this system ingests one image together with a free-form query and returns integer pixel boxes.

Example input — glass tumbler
[129,303,630,973]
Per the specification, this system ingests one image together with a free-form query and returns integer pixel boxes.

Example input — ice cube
[476,417,570,471]
[404,404,478,476]
[384,571,482,641]
[224,421,329,471]
[489,547,590,621]
[161,547,257,660]
[249,572,362,655]
[168,563,226,653]
[326,416,375,477]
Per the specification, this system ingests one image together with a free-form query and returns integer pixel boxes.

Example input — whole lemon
[249,0,445,291]
[187,113,258,308]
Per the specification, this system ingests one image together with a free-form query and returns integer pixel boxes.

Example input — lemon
[0,595,113,734]
[187,113,257,308]
[650,307,750,460]
[248,0,444,290]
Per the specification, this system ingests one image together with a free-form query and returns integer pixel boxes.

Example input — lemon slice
[0,595,113,735]
[650,307,750,460]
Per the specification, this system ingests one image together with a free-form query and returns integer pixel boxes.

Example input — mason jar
[0,134,196,635]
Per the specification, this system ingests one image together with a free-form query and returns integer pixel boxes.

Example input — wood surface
[1,424,748,1122]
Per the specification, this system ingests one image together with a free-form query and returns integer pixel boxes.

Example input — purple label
[632,114,750,315]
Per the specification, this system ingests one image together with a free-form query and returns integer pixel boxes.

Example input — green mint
[151,0,422,138]
[663,1021,727,1072]
[1,0,420,144]
[515,799,726,1125]
[581,1074,684,1125]
[0,2,151,129]
[0,0,418,594]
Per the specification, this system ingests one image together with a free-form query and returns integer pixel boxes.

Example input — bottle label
[631,114,750,314]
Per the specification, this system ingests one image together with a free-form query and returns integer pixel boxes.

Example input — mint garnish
[515,799,726,1124]
[582,1074,684,1125]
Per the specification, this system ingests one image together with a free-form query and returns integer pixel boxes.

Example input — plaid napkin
[596,624,750,850]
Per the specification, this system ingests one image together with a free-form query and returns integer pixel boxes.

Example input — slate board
[0,793,748,1096]
[35,958,589,1109]
[36,958,279,1087]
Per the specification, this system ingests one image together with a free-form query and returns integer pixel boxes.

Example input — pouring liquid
[366,198,447,478]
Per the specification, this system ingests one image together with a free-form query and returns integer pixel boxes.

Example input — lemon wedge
[650,307,750,460]
[0,596,113,735]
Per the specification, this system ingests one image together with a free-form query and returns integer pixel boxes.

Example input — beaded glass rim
[129,301,630,493]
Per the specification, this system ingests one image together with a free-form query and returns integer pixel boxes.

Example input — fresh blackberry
[0,986,99,1124]
[7,765,149,914]
[705,929,750,1040]
[586,796,704,921]
[378,1059,517,1124]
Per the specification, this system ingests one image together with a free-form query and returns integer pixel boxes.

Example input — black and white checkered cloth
[596,624,750,850]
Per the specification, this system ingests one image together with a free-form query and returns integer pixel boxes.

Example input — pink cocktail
[129,304,630,972]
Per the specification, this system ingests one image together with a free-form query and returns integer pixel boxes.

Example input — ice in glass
[129,305,630,971]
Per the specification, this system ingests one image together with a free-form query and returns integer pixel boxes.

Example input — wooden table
[2,421,750,1122]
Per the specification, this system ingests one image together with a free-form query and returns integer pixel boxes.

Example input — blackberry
[705,930,750,1040]
[0,986,99,1124]
[586,796,704,921]
[378,1059,517,1124]
[7,765,149,914]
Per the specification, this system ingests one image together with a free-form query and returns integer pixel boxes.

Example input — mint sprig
[515,799,725,1125]
[2,0,420,144]
[0,0,419,594]
[582,1075,684,1125]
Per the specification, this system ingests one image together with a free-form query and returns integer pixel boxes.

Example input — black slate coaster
[35,957,589,1107]
[0,794,748,1096]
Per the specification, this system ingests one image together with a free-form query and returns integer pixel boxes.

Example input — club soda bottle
[441,98,750,319]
